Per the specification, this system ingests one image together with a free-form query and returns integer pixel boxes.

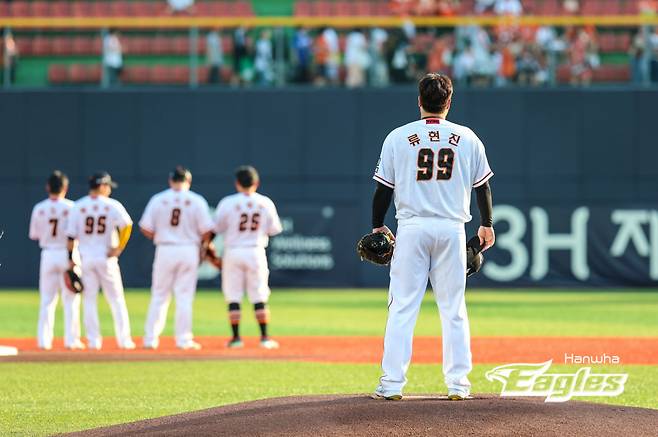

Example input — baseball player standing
[371,73,495,400]
[29,171,84,350]
[66,171,136,350]
[139,166,215,350]
[213,166,283,349]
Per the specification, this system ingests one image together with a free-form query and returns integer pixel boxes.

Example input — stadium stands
[0,0,648,87]
[0,0,254,17]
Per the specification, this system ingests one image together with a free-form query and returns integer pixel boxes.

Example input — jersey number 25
[239,213,260,232]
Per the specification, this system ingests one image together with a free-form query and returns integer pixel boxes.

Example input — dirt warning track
[65,394,658,437]
[2,336,657,364]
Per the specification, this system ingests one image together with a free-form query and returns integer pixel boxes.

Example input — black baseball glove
[357,232,395,266]
[466,236,484,278]
[64,266,84,294]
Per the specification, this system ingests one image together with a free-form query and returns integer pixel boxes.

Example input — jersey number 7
[417,148,454,181]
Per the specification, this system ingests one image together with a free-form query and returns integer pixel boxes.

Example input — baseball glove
[64,266,84,294]
[357,232,395,266]
[202,241,222,270]
[466,236,484,278]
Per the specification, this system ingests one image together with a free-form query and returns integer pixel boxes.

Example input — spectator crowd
[3,0,658,86]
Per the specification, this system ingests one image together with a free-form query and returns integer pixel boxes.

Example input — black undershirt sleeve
[372,182,394,228]
[475,181,493,227]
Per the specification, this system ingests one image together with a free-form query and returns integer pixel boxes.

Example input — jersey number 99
[417,148,454,181]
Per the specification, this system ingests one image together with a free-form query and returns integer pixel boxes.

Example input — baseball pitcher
[29,171,84,350]
[66,171,135,350]
[371,73,495,401]
[213,166,283,349]
[139,166,215,350]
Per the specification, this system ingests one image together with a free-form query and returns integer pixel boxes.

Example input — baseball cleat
[177,340,202,351]
[227,338,244,349]
[259,338,280,350]
[120,340,137,350]
[66,340,86,350]
[372,385,403,401]
[38,345,53,351]
[447,389,470,400]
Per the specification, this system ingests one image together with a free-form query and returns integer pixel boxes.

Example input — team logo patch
[486,360,628,403]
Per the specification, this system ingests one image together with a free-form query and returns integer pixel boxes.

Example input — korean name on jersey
[374,118,493,223]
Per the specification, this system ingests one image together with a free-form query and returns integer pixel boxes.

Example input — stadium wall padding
[1,87,658,288]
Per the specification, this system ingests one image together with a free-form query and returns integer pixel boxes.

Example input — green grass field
[1,289,657,436]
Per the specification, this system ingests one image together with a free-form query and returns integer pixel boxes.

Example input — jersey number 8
[417,148,455,181]
[170,208,181,227]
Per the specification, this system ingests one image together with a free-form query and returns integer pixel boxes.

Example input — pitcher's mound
[69,394,658,437]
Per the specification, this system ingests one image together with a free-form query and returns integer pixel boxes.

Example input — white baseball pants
[143,244,200,347]
[37,249,81,348]
[380,216,472,394]
[222,247,271,304]
[81,256,133,348]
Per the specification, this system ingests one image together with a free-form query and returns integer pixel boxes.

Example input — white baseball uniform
[374,116,493,395]
[139,188,214,348]
[66,195,134,349]
[29,197,82,349]
[214,192,283,304]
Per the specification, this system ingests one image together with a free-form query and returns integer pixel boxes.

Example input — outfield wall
[1,88,657,288]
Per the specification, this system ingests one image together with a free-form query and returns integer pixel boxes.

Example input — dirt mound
[67,394,658,437]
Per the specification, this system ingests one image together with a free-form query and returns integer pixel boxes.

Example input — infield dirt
[2,336,657,364]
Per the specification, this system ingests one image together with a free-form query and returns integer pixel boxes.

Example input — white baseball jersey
[29,198,75,249]
[66,195,132,260]
[139,188,214,245]
[374,117,493,223]
[214,192,283,249]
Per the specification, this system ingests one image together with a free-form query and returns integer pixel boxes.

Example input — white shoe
[66,340,86,350]
[120,340,136,350]
[88,342,102,350]
[447,388,470,400]
[372,385,402,401]
[227,338,244,349]
[177,340,202,351]
[38,345,52,351]
[142,339,159,350]
[259,338,279,350]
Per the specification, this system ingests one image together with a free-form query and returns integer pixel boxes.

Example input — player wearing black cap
[65,171,136,350]
[139,166,215,350]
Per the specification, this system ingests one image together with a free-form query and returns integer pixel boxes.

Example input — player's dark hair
[418,73,453,114]
[170,165,192,183]
[235,166,259,188]
[47,170,68,194]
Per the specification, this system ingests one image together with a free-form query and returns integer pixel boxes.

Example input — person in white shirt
[66,171,135,350]
[29,171,84,350]
[254,29,274,85]
[102,29,123,86]
[213,166,283,349]
[345,29,371,88]
[371,73,495,401]
[139,167,215,350]
[494,0,522,16]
